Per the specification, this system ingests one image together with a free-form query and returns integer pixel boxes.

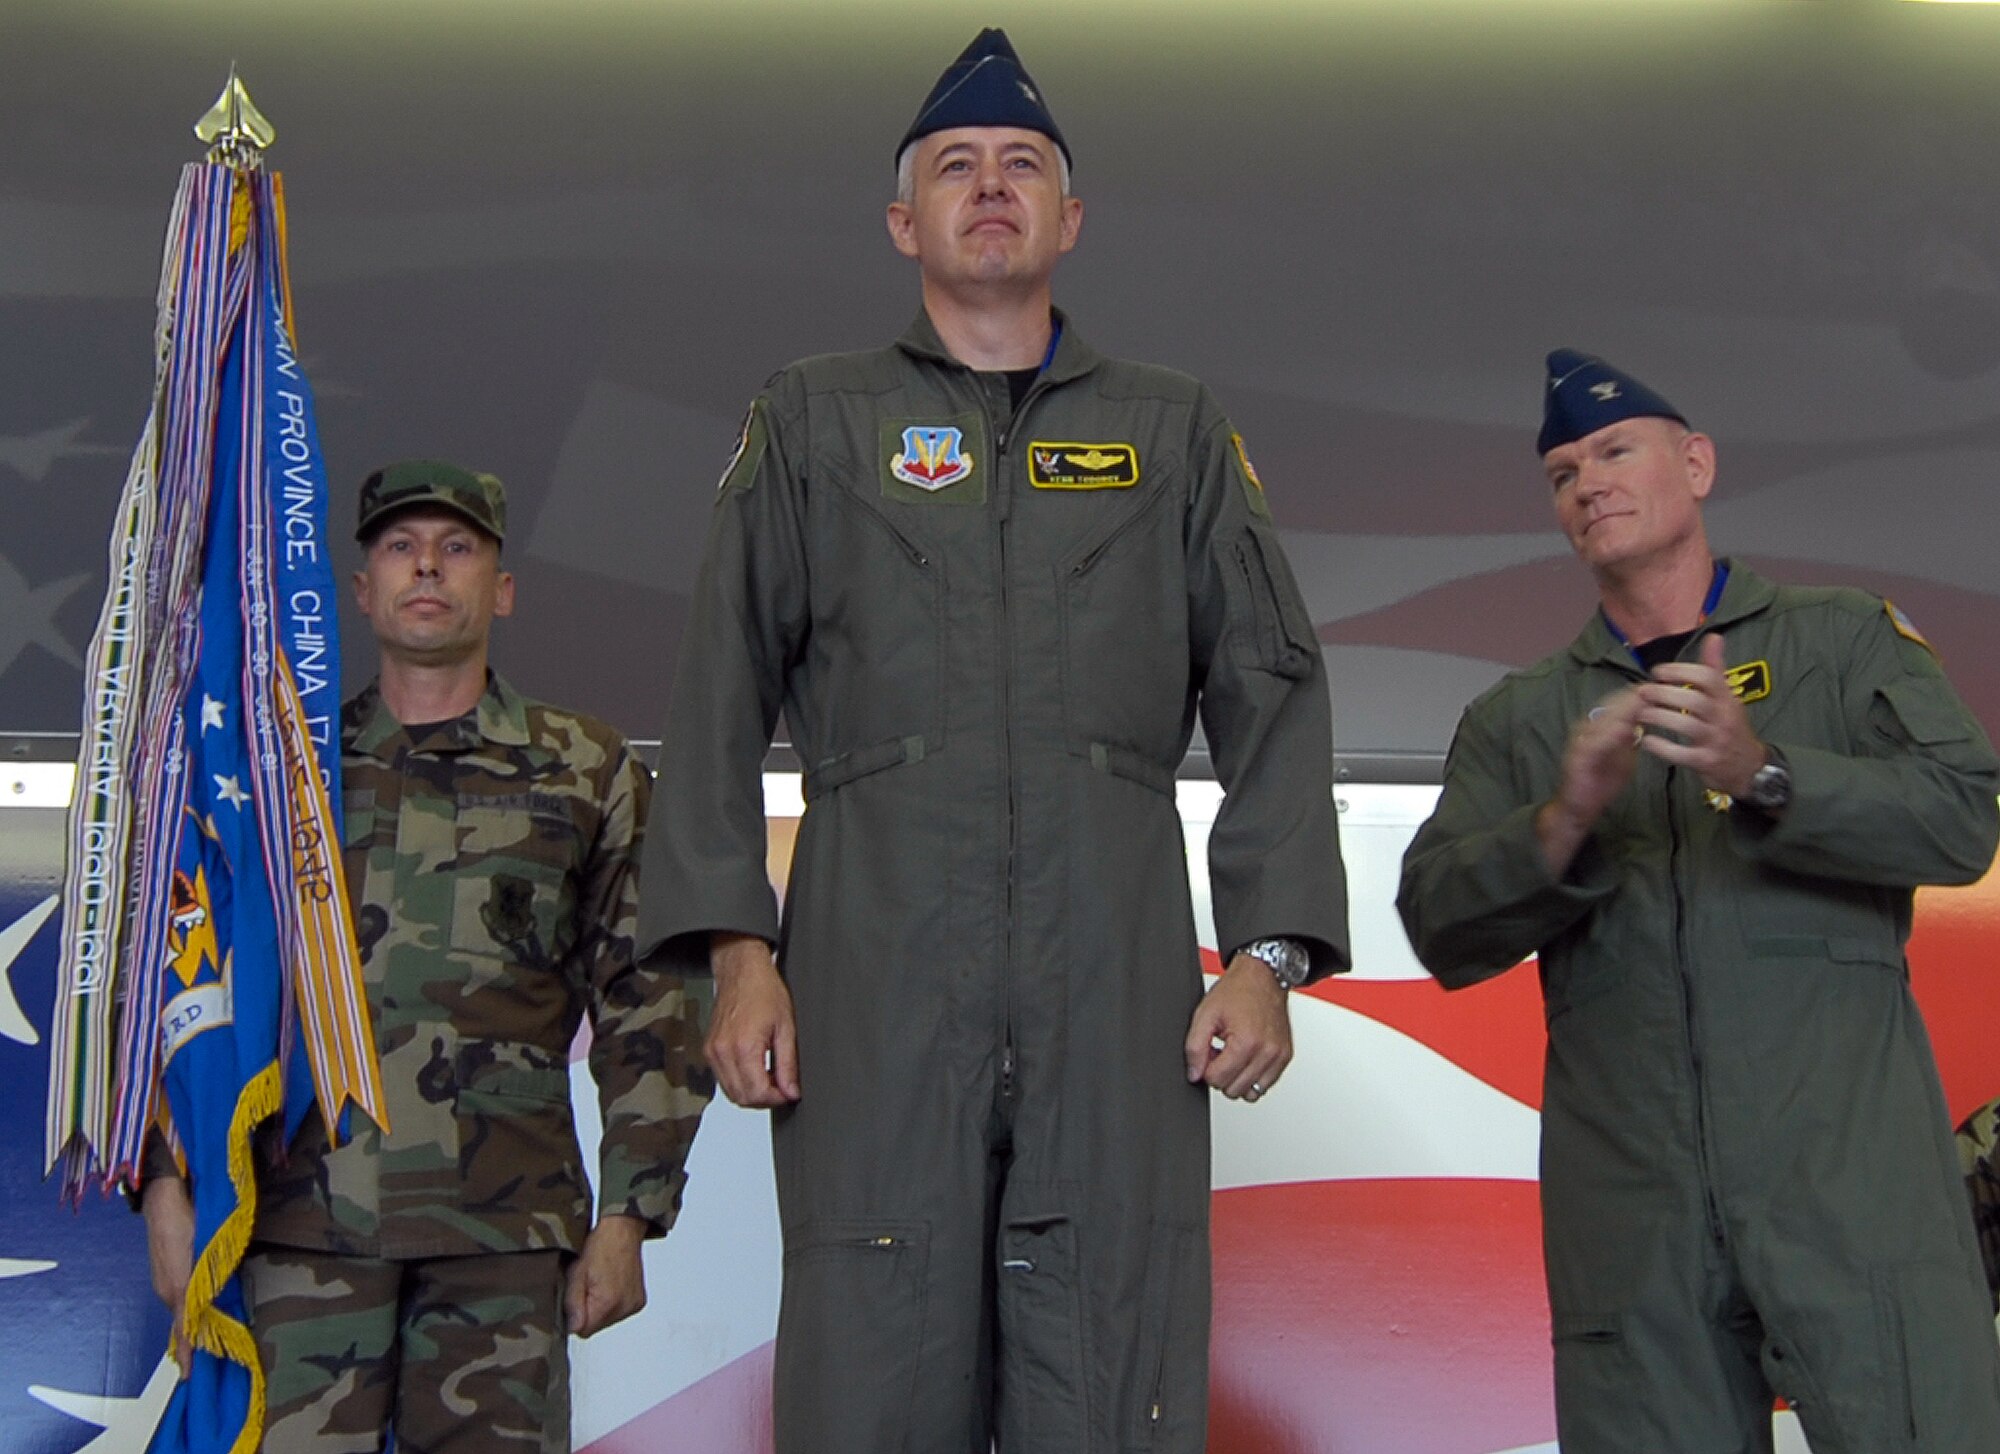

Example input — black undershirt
[995,366,1040,420]
[1632,629,1697,672]
[400,718,456,741]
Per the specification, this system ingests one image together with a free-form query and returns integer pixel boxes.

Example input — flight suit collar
[346,670,531,759]
[894,305,1101,386]
[1565,557,1778,672]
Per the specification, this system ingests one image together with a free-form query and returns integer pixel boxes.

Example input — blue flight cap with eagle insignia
[1539,348,1689,456]
[898,28,1071,170]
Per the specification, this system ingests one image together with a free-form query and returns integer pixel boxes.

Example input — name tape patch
[1725,659,1771,704]
[1028,441,1139,490]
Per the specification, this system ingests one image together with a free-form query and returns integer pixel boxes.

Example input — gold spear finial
[194,64,275,168]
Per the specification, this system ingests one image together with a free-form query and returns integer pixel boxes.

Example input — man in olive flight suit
[1398,352,2000,1453]
[642,29,1348,1454]
[144,462,709,1453]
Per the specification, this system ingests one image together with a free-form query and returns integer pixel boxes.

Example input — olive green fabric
[242,1243,570,1454]
[1399,563,2000,1452]
[643,309,1349,1453]
[256,673,709,1258]
[1959,1098,2000,1315]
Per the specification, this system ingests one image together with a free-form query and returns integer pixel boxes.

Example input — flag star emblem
[213,774,250,809]
[199,694,225,732]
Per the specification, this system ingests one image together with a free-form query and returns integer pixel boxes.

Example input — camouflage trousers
[242,1243,570,1454]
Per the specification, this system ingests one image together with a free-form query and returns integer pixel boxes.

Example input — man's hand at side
[141,1175,194,1377]
[705,933,801,1107]
[565,1212,649,1338]
[1183,954,1293,1101]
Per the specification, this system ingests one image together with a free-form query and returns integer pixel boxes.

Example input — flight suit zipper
[978,367,1055,1110]
[1665,708,1728,1248]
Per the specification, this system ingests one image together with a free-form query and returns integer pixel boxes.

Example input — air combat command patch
[1028,441,1139,490]
[891,425,975,491]
[880,415,987,506]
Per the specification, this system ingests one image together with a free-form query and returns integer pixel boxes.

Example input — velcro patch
[1725,660,1771,703]
[1028,441,1139,490]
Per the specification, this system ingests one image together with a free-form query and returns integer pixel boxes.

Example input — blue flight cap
[1538,348,1688,456]
[897,28,1071,170]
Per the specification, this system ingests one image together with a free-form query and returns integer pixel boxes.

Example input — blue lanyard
[1038,320,1062,374]
[1602,561,1729,666]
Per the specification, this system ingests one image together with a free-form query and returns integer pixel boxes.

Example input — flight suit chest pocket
[1226,522,1316,680]
[447,798,576,966]
[1058,474,1185,766]
[813,481,947,758]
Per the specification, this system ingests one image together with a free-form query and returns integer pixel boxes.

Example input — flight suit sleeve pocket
[774,1219,930,1449]
[1225,526,1317,681]
[1876,679,1975,747]
[997,1211,1089,1447]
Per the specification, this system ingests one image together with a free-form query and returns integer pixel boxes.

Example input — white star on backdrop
[0,893,55,1047]
[30,1355,178,1452]
[0,554,86,679]
[213,775,250,809]
[0,418,123,483]
[199,694,225,732]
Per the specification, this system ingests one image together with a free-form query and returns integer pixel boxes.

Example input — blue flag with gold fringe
[46,91,389,1454]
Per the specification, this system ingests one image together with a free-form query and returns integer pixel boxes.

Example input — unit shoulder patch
[1028,441,1139,490]
[716,398,769,496]
[1229,430,1272,520]
[1725,659,1771,704]
[1884,599,1936,655]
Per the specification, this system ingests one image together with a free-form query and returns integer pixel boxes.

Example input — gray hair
[896,141,1071,204]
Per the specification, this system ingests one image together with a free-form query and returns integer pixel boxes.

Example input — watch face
[1748,762,1790,809]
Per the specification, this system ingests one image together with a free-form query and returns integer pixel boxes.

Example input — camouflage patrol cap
[355,459,507,543]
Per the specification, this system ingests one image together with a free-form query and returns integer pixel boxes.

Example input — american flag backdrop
[3,769,1998,1451]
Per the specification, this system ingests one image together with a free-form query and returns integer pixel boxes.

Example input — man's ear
[1683,431,1717,502]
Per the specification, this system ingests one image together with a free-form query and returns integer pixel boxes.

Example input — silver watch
[1239,937,1311,990]
[1742,745,1791,813]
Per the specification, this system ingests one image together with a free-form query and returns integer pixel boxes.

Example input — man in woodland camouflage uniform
[142,460,709,1453]
[1961,1098,2000,1323]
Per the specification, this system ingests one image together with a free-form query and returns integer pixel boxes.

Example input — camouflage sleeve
[1960,1098,2000,1311]
[580,744,714,1236]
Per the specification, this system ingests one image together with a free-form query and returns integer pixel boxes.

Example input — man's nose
[973,158,1010,200]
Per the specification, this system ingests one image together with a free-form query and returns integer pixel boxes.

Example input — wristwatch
[1239,937,1311,990]
[1741,745,1791,814]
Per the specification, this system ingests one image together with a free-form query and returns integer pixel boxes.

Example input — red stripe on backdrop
[1304,966,1549,1112]
[1210,1179,1554,1454]
[1910,873,2000,1129]
[582,1343,774,1453]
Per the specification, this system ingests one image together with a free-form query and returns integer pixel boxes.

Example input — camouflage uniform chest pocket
[447,799,578,966]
